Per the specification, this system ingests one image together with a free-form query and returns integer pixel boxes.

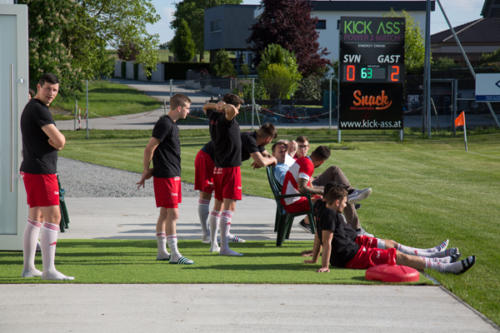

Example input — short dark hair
[296,135,308,144]
[272,139,288,153]
[223,93,244,107]
[29,89,35,98]
[38,73,59,86]
[257,123,277,139]
[170,94,191,109]
[311,145,330,161]
[324,184,348,205]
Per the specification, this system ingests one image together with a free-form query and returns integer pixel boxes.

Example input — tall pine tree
[247,0,329,76]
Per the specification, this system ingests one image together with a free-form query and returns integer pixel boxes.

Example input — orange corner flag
[455,111,465,128]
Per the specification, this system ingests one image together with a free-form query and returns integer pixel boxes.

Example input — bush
[294,74,324,101]
[260,63,300,100]
[213,50,236,77]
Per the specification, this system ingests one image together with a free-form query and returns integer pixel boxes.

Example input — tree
[20,0,160,95]
[212,50,236,77]
[260,64,301,100]
[247,0,330,76]
[171,0,242,62]
[257,44,301,100]
[171,19,196,62]
[385,10,425,73]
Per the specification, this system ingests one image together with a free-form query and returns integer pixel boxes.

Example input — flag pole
[463,113,468,152]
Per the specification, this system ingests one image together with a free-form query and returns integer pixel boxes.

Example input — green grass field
[0,240,431,285]
[51,80,161,120]
[5,128,499,325]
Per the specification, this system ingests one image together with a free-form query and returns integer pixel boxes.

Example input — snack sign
[339,17,405,129]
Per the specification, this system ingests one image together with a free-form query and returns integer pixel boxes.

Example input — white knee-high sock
[40,222,73,280]
[220,210,232,250]
[198,199,210,239]
[167,234,181,260]
[424,257,465,273]
[209,210,220,248]
[220,211,242,256]
[156,232,170,259]
[22,219,42,277]
[396,240,449,256]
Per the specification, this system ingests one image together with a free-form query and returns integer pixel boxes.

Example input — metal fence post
[329,76,332,130]
[85,80,89,139]
[251,78,255,129]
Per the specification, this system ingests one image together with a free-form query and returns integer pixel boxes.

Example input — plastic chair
[266,166,315,246]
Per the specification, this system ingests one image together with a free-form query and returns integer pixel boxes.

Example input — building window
[316,20,326,30]
[210,19,222,33]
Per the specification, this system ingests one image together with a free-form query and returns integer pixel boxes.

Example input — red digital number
[390,65,400,82]
[346,65,355,81]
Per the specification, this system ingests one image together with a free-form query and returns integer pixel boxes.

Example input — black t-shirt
[201,141,215,160]
[315,201,359,267]
[207,109,241,167]
[152,115,181,178]
[241,131,265,162]
[20,99,58,174]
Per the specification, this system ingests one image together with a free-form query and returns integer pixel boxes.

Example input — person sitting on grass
[305,184,476,275]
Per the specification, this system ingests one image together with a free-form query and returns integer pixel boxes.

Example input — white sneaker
[348,188,372,204]
[210,243,220,253]
[21,268,42,278]
[220,248,243,256]
[201,234,211,244]
[42,270,75,281]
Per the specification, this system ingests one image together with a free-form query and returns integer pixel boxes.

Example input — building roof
[310,0,435,11]
[431,17,500,44]
[481,0,500,17]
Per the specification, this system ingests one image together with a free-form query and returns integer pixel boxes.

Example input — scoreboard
[339,17,405,129]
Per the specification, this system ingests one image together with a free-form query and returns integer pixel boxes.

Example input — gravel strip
[57,157,196,198]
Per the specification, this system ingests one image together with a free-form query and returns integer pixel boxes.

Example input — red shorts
[194,150,214,193]
[21,172,60,208]
[345,236,397,269]
[213,166,242,201]
[283,197,310,213]
[153,176,182,208]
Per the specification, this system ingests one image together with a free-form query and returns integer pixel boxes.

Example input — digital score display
[339,17,406,130]
[343,65,401,82]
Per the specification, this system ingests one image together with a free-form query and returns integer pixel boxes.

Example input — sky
[146,0,486,44]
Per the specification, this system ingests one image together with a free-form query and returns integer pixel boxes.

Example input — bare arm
[298,178,324,195]
[250,151,277,169]
[41,124,65,150]
[304,233,322,264]
[203,101,226,115]
[137,137,160,188]
[223,104,238,121]
[318,230,333,272]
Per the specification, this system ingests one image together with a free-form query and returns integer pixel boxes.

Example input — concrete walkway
[1,195,497,332]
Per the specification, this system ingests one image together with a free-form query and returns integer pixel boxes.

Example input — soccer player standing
[20,73,74,280]
[137,94,194,264]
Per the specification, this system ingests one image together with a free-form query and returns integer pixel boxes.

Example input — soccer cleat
[169,256,194,265]
[299,220,312,233]
[348,188,372,204]
[456,255,475,274]
[229,234,246,243]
